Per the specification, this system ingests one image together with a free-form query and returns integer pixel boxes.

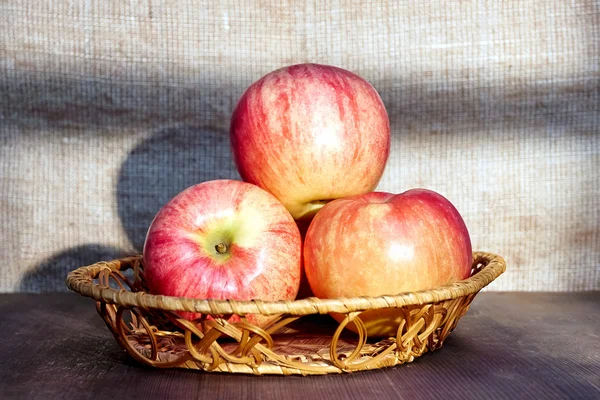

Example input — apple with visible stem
[142,180,302,327]
[303,189,473,337]
[230,63,390,224]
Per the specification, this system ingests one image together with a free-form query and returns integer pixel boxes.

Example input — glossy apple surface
[303,189,472,337]
[143,180,302,326]
[230,63,390,222]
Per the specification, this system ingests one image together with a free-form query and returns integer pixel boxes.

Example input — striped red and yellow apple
[303,189,473,337]
[142,180,302,327]
[230,63,391,223]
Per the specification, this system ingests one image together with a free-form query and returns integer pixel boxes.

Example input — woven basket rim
[66,251,505,316]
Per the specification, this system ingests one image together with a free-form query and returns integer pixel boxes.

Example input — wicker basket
[66,251,505,375]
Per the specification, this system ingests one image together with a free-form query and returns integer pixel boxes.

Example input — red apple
[303,189,472,337]
[230,63,390,222]
[142,180,302,327]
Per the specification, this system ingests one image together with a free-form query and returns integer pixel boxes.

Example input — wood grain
[0,292,598,399]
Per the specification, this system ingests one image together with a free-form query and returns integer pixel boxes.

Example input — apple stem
[215,242,228,254]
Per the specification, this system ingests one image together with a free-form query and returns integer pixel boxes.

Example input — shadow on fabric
[116,126,240,252]
[19,244,127,292]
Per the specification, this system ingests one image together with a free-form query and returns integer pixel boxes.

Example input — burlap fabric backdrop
[1,1,598,293]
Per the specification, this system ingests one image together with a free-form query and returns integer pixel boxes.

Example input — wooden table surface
[0,292,598,399]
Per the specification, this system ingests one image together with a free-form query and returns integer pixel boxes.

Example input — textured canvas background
[1,1,598,293]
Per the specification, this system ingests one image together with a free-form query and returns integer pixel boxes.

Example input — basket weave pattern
[67,252,505,375]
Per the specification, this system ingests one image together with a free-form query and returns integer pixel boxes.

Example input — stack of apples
[143,64,472,336]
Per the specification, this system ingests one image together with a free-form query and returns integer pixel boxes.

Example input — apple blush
[142,180,302,327]
[303,189,473,337]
